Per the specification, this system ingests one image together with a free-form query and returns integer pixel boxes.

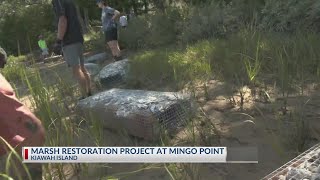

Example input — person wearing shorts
[97,0,123,61]
[38,35,49,62]
[0,47,45,179]
[52,0,92,100]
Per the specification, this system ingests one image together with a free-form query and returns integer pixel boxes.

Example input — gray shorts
[62,43,84,67]
[41,48,49,56]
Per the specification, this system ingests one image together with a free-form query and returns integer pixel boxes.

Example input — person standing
[128,9,135,20]
[0,47,45,180]
[119,13,128,29]
[38,35,49,62]
[96,0,123,61]
[52,0,92,100]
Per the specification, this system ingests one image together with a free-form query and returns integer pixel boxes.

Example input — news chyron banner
[22,147,258,163]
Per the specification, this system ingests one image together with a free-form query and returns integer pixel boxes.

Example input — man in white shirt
[119,14,128,28]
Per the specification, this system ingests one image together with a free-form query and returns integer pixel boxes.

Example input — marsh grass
[1,62,88,179]
[0,137,32,180]
[2,55,31,83]
[2,26,320,179]
[127,49,175,90]
[278,98,311,153]
[126,27,320,163]
[127,41,212,91]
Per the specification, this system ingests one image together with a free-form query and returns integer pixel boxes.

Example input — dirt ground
[15,54,320,180]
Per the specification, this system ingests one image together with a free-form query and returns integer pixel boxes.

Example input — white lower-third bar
[22,147,227,163]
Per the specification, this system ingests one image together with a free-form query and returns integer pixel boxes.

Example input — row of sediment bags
[79,53,194,140]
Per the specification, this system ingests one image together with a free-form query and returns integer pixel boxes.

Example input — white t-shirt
[119,15,128,27]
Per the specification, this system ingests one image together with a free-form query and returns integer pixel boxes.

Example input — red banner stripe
[24,149,28,160]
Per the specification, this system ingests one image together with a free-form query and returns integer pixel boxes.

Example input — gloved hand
[52,39,62,55]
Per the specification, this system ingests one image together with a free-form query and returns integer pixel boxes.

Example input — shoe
[115,56,123,61]
[78,91,92,101]
[78,96,86,101]
[112,56,116,62]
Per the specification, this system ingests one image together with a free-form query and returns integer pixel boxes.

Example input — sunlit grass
[1,27,320,179]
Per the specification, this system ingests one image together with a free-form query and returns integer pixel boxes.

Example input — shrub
[119,8,184,49]
[127,41,214,90]
[260,0,320,32]
[0,4,54,55]
[2,55,30,83]
[119,16,149,50]
[146,8,184,47]
[230,0,265,24]
[179,2,238,44]
[84,30,105,52]
[127,49,175,90]
[206,28,320,101]
[145,14,175,47]
[168,40,212,84]
[208,29,266,86]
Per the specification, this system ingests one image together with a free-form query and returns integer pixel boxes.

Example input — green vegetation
[1,0,320,179]
[2,55,32,83]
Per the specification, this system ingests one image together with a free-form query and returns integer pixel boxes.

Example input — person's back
[119,15,128,28]
[52,0,84,46]
[38,39,47,49]
[101,6,117,31]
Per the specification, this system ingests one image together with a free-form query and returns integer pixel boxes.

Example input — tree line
[0,0,319,56]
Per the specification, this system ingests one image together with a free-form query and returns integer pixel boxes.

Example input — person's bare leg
[109,41,121,61]
[80,64,91,95]
[110,41,116,56]
[107,42,116,57]
[79,51,91,95]
[112,43,118,57]
[107,42,117,61]
[114,40,121,57]
[73,65,88,97]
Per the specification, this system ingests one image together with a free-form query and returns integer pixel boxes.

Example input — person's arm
[111,9,121,21]
[57,16,67,40]
[53,0,67,40]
